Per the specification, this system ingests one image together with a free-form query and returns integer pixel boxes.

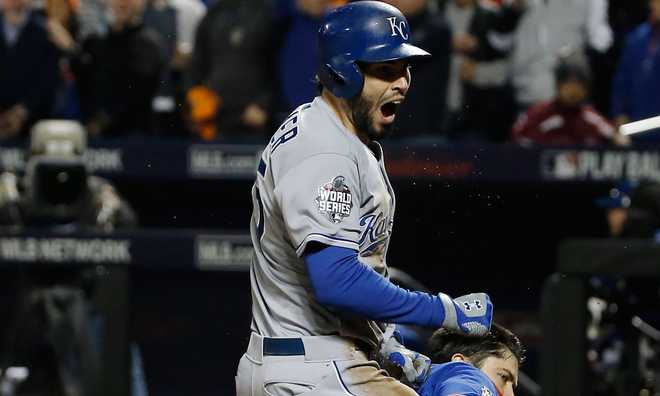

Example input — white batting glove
[438,292,493,336]
[378,325,431,386]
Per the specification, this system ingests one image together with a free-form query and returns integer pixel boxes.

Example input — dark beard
[349,95,392,141]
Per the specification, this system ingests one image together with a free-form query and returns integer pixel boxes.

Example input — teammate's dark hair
[427,323,525,368]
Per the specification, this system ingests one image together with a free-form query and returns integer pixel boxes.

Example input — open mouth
[380,100,401,121]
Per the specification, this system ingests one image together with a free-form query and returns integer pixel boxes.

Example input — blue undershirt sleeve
[304,245,445,327]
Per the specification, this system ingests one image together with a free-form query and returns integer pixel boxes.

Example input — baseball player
[420,323,525,396]
[236,2,493,395]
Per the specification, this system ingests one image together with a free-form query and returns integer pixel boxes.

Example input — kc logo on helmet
[387,17,409,40]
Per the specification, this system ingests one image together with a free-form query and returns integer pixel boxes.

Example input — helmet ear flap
[319,58,364,99]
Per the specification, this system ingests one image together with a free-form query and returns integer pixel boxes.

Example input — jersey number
[255,186,265,240]
[270,110,301,154]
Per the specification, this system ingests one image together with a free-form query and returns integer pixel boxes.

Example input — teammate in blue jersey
[419,323,525,396]
[235,2,494,395]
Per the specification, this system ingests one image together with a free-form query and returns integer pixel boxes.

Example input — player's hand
[378,326,431,387]
[439,292,493,336]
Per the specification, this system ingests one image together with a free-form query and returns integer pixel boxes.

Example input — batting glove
[378,326,431,387]
[439,292,493,336]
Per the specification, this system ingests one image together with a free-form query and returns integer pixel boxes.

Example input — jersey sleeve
[275,153,361,256]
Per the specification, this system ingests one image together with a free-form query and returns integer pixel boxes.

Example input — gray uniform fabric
[237,96,415,396]
[249,96,395,348]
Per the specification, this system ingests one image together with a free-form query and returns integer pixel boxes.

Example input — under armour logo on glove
[439,292,493,336]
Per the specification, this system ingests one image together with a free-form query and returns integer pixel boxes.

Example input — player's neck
[321,91,369,144]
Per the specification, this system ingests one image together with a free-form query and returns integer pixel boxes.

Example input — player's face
[479,349,519,396]
[349,60,411,141]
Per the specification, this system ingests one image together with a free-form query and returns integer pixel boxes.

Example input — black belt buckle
[263,337,306,356]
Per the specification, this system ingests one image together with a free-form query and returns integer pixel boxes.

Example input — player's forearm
[304,245,445,327]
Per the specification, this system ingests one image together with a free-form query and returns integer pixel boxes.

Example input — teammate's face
[350,60,411,141]
[478,349,519,396]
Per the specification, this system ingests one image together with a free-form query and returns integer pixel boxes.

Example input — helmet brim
[360,43,432,64]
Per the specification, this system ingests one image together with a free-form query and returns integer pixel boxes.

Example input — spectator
[611,0,660,130]
[273,0,346,117]
[43,0,83,120]
[0,120,142,396]
[144,0,206,135]
[622,181,660,239]
[609,0,649,40]
[0,120,137,228]
[0,0,61,140]
[78,0,108,40]
[589,0,647,115]
[597,180,660,239]
[595,181,634,237]
[511,0,613,112]
[442,0,525,142]
[169,0,204,69]
[143,0,177,61]
[187,0,274,141]
[73,0,167,136]
[383,0,452,138]
[512,61,627,146]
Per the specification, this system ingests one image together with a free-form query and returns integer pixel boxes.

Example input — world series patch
[316,176,353,223]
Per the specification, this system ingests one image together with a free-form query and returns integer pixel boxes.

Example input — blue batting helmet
[317,1,431,99]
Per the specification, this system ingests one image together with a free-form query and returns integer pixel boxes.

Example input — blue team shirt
[419,362,500,396]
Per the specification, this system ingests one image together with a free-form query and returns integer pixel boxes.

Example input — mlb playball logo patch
[316,176,353,223]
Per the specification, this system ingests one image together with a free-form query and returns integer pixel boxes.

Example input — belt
[263,337,305,356]
[247,333,364,363]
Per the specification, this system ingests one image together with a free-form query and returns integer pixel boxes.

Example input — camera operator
[0,119,139,396]
[0,119,136,230]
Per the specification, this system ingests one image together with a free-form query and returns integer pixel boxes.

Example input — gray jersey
[249,97,395,348]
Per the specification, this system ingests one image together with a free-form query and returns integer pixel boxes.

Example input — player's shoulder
[294,97,357,153]
[421,362,498,396]
[266,98,360,171]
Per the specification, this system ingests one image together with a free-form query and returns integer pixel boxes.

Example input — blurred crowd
[0,0,658,146]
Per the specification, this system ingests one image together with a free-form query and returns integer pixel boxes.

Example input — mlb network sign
[541,149,660,182]
[0,147,123,173]
[0,237,131,264]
